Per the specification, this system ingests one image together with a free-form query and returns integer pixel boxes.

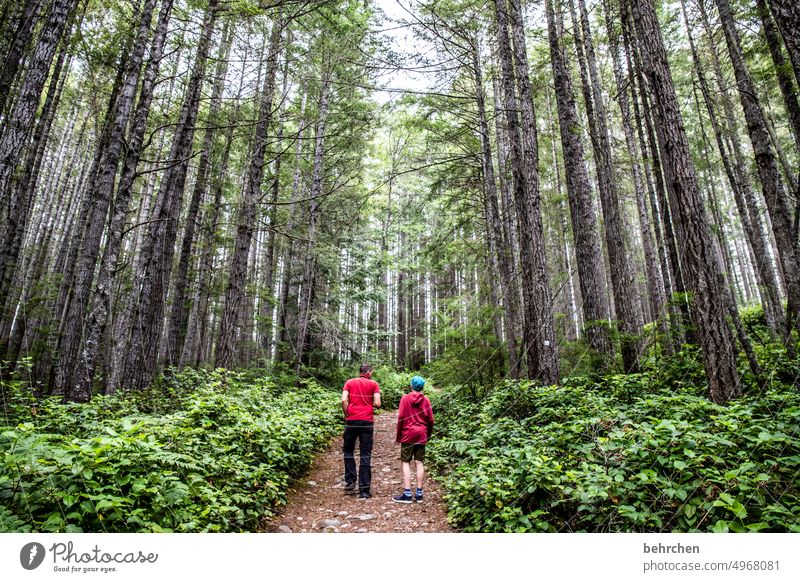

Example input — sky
[370,0,436,104]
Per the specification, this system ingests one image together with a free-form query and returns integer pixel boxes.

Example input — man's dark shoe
[344,483,356,495]
[358,491,371,499]
[414,493,423,503]
[392,493,413,504]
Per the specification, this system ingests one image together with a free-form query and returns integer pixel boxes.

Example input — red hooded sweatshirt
[395,390,434,444]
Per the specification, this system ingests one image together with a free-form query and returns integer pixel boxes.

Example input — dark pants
[343,420,374,493]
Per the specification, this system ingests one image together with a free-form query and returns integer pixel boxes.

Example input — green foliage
[0,369,340,532]
[423,304,506,392]
[428,371,800,532]
[371,366,412,410]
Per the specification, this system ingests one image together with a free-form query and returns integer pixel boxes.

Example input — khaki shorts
[400,443,426,462]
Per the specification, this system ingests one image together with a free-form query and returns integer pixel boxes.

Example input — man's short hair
[359,362,373,375]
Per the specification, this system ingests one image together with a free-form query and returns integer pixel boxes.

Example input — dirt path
[263,411,456,533]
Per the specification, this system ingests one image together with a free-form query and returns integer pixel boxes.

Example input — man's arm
[373,391,381,408]
[341,390,349,417]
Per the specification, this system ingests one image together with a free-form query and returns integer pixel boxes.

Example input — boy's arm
[426,398,434,438]
[373,384,381,408]
[395,397,405,443]
[341,389,349,418]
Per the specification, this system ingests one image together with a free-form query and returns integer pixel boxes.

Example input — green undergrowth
[428,357,800,532]
[0,368,340,532]
[371,365,415,409]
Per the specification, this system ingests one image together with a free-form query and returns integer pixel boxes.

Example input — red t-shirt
[343,375,381,422]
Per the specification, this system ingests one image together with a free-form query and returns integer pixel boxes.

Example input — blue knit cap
[410,376,425,391]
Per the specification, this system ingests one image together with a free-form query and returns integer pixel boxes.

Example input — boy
[392,375,434,503]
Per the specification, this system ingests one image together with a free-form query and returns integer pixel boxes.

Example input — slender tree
[495,0,559,384]
[217,15,284,369]
[714,0,800,336]
[545,0,612,358]
[630,0,741,403]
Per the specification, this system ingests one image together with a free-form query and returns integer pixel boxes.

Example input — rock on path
[262,411,455,533]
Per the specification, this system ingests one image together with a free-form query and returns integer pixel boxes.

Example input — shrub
[429,375,800,532]
[0,369,340,532]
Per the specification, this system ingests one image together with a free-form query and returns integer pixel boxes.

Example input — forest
[0,0,799,533]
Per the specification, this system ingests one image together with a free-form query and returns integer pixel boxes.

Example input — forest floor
[262,411,456,533]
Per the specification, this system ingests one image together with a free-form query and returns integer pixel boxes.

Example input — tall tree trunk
[714,0,800,337]
[766,0,800,88]
[625,11,690,348]
[166,16,232,368]
[54,0,157,401]
[491,67,523,351]
[545,0,612,360]
[112,0,219,392]
[257,38,290,360]
[0,30,71,356]
[693,82,765,385]
[295,69,330,375]
[217,16,283,369]
[685,0,787,339]
[603,0,667,333]
[396,232,407,368]
[0,0,41,119]
[84,0,176,395]
[472,40,521,378]
[630,0,741,403]
[0,0,79,307]
[757,0,800,153]
[276,90,308,364]
[496,0,560,384]
[571,0,643,372]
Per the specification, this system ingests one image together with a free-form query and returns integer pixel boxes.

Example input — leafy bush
[423,305,506,390]
[429,374,800,532]
[371,366,412,409]
[0,369,340,532]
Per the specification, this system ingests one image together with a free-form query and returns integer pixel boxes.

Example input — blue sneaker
[414,492,423,503]
[392,493,413,504]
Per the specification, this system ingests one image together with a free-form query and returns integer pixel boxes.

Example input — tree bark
[545,0,612,359]
[295,69,330,374]
[54,0,158,401]
[496,0,560,384]
[217,16,283,369]
[472,40,521,378]
[0,0,42,119]
[603,0,667,334]
[571,0,643,372]
[0,28,71,353]
[0,0,79,305]
[257,35,290,360]
[714,0,800,337]
[630,0,741,403]
[165,16,232,368]
[766,0,800,88]
[112,0,219,392]
[757,0,800,154]
[685,0,787,339]
[78,0,176,398]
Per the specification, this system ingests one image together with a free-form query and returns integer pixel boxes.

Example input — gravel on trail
[263,411,456,533]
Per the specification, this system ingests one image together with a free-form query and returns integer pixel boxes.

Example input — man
[342,362,381,499]
[392,375,434,504]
